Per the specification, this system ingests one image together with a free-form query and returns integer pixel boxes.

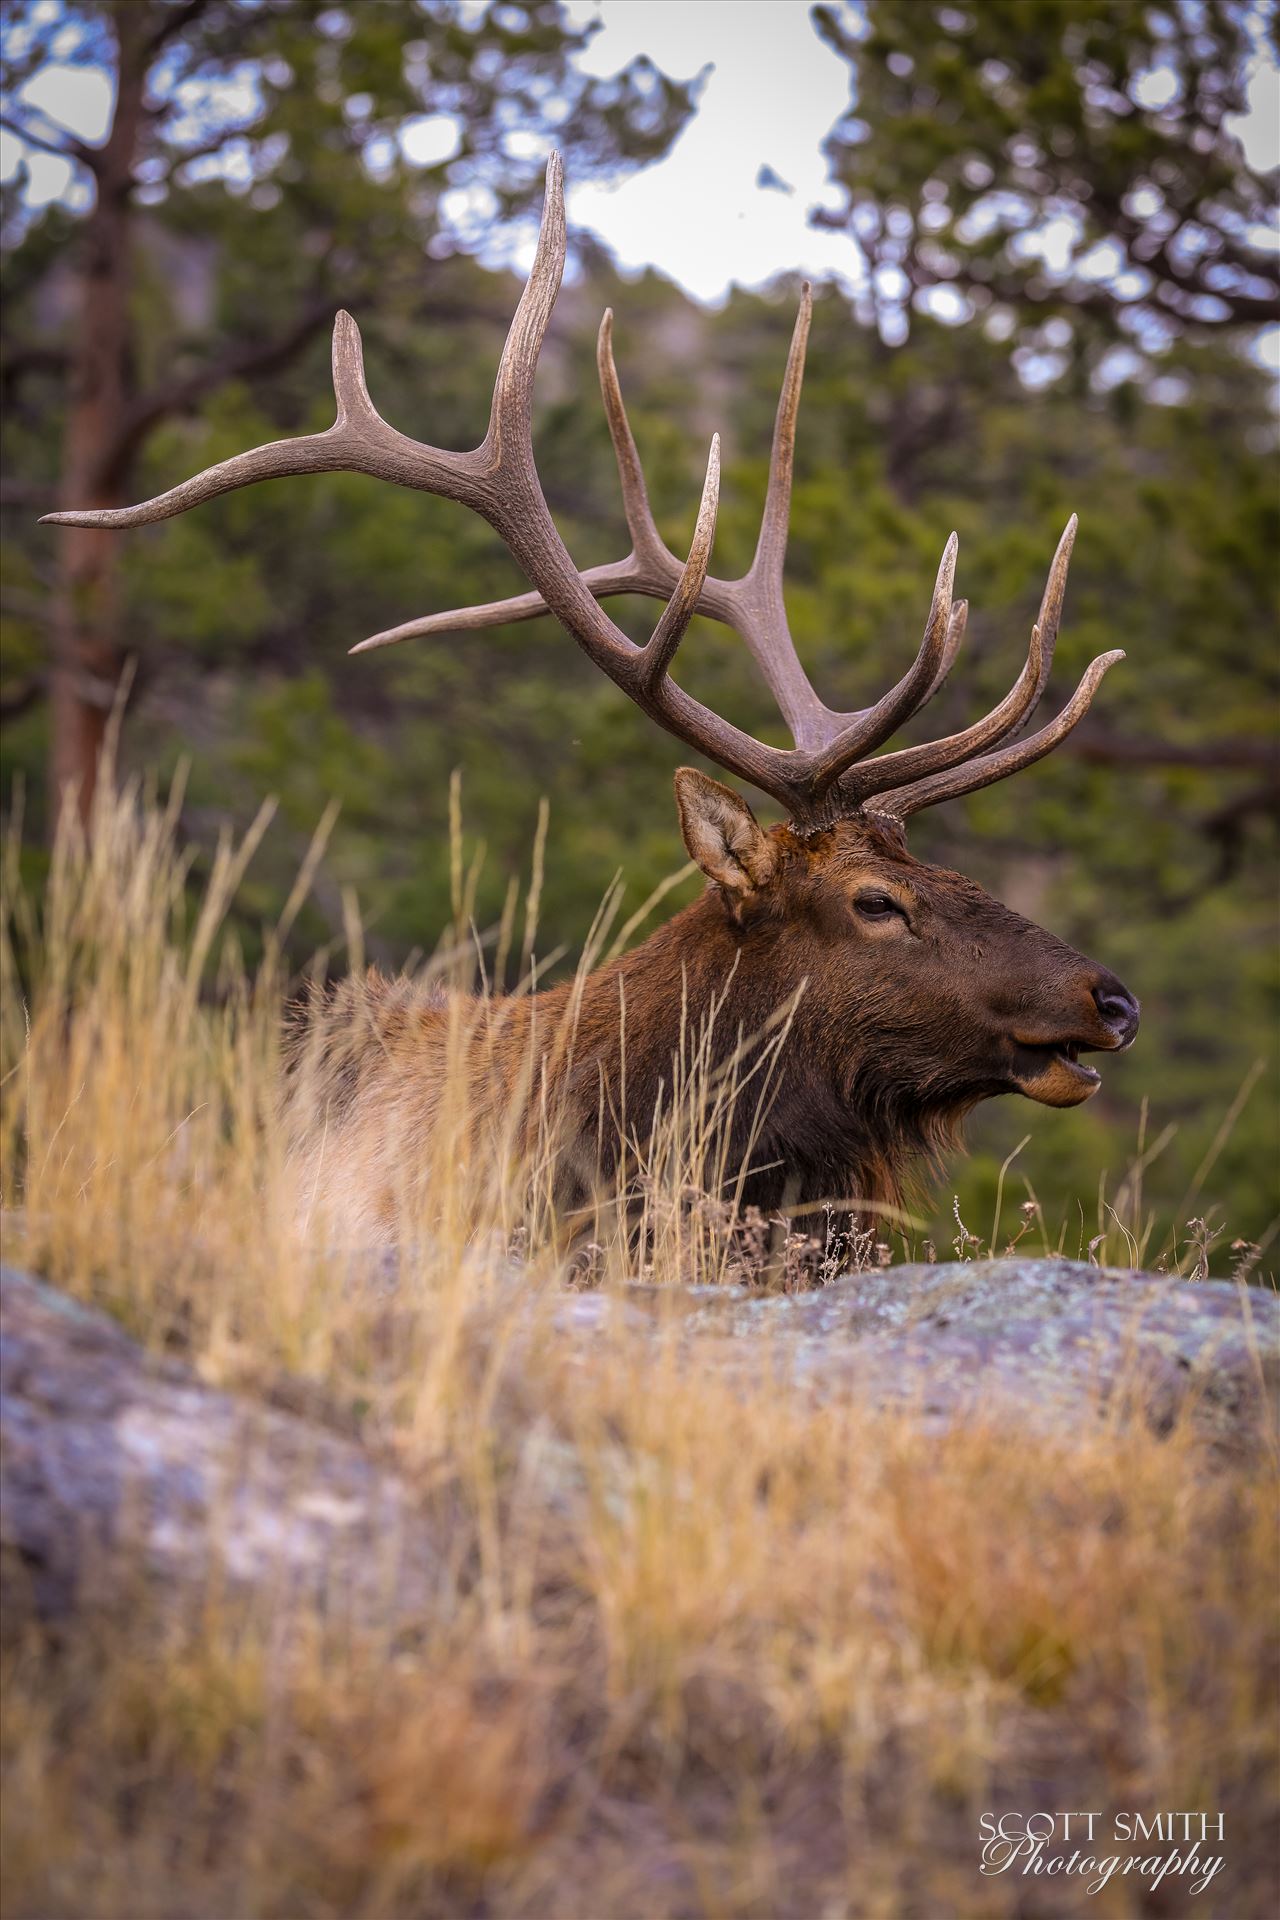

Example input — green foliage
[0,0,699,395]
[0,0,696,838]
[813,0,1278,373]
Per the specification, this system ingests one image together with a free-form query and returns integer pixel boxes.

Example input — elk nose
[1092,974,1140,1047]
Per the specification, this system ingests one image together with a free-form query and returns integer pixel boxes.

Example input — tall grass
[1,775,1276,1918]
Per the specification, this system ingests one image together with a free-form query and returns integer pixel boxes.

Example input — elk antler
[42,153,1122,829]
[354,289,966,765]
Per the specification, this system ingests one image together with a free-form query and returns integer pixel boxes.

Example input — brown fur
[283,779,1138,1245]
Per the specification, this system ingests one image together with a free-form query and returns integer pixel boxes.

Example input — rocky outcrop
[0,1266,444,1627]
[2,1259,1276,1628]
[594,1257,1280,1443]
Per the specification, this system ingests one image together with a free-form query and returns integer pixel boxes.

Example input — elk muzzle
[1008,967,1140,1108]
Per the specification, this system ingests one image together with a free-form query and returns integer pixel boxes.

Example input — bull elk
[43,154,1139,1245]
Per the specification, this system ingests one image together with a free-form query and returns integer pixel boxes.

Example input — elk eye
[854,890,903,921]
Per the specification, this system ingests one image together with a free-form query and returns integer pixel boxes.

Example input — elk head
[43,153,1138,1165]
[673,769,1138,1122]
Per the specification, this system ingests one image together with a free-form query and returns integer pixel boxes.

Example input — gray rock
[2,1258,1274,1630]
[0,1265,443,1626]
[614,1258,1280,1443]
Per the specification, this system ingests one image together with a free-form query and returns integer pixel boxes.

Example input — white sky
[559,0,856,301]
[2,0,1276,316]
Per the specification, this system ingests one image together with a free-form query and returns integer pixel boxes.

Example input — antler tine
[36,154,797,806]
[349,561,643,654]
[640,436,720,686]
[39,148,578,540]
[751,282,812,581]
[40,312,488,532]
[844,515,1079,802]
[924,596,967,703]
[349,299,815,696]
[879,649,1125,818]
[357,294,973,767]
[596,308,674,572]
[344,292,689,657]
[799,534,958,798]
[348,552,752,656]
[836,560,969,763]
[1017,513,1076,732]
[345,283,838,756]
[485,151,565,466]
[599,296,835,749]
[351,302,734,657]
[845,614,1046,803]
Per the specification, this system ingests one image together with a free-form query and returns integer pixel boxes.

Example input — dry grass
[1,775,1276,1919]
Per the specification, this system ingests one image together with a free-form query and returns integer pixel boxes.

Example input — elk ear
[674,768,778,899]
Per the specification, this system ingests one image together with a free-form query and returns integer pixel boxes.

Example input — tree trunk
[48,5,147,832]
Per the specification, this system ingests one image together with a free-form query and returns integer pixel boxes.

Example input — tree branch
[0,672,47,720]
[144,0,217,59]
[1,343,69,377]
[0,107,99,175]
[99,293,342,490]
[147,121,258,186]
[1063,731,1279,773]
[1041,182,1280,330]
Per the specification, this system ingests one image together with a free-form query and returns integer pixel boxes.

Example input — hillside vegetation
[1,775,1277,1919]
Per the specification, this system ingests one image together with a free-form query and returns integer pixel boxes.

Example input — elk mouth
[1007,1037,1108,1107]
